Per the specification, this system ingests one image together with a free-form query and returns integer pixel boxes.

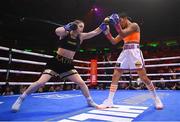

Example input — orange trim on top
[123,32,140,43]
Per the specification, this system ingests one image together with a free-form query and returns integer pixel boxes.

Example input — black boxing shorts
[42,55,78,79]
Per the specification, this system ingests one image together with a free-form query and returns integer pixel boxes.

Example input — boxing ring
[0,46,180,121]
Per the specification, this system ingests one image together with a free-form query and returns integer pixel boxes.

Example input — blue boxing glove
[63,22,78,31]
[109,13,120,25]
[99,22,107,32]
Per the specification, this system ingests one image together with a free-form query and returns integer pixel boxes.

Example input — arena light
[90,5,104,17]
[91,7,99,12]
[90,48,97,52]
[147,43,159,47]
[165,40,177,46]
[140,44,144,47]
[94,7,98,12]
[24,49,32,52]
[39,50,45,53]
[104,48,110,51]
[79,49,84,53]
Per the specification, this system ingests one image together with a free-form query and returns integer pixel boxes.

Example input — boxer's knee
[77,80,86,87]
[35,80,46,87]
[140,75,150,84]
[113,70,121,79]
[140,76,154,90]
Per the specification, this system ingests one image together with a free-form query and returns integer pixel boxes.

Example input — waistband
[123,44,140,50]
[56,55,73,64]
[125,42,139,44]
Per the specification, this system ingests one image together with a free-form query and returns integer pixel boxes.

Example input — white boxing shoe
[11,97,24,112]
[154,97,164,110]
[97,99,114,109]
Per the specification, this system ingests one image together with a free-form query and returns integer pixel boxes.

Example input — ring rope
[0,69,90,75]
[1,46,180,64]
[0,81,91,85]
[0,69,179,77]
[0,46,90,64]
[0,45,179,86]
[73,60,90,64]
[97,56,180,64]
[97,79,180,83]
[1,45,180,62]
[0,46,53,58]
[0,69,41,75]
[0,57,46,65]
[97,63,180,70]
[98,73,180,77]
[0,56,179,68]
[0,79,179,86]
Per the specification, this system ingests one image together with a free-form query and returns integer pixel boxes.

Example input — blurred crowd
[0,45,179,96]
[1,79,180,96]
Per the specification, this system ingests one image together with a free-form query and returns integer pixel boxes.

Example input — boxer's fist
[103,17,110,25]
[109,13,120,25]
[63,22,78,31]
[99,22,107,32]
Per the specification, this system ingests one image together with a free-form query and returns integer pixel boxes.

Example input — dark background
[0,0,180,52]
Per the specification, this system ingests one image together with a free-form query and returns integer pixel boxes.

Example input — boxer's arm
[80,23,107,40]
[104,26,122,45]
[80,21,108,40]
[116,23,138,38]
[55,27,68,40]
[55,22,77,39]
[105,33,122,45]
[80,27,102,40]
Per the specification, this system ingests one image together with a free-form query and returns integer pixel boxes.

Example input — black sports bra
[58,33,81,52]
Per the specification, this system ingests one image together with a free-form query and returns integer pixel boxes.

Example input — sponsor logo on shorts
[135,61,142,67]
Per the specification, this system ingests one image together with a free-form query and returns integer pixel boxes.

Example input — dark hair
[119,12,132,21]
[73,20,84,25]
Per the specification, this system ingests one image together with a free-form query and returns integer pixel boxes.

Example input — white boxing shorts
[115,43,145,70]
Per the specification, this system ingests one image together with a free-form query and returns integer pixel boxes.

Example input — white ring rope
[0,79,179,85]
[0,46,179,66]
[0,57,46,65]
[145,63,180,67]
[97,79,180,83]
[97,56,180,64]
[97,63,180,70]
[0,69,41,75]
[0,69,179,77]
[98,73,180,77]
[0,46,53,58]
[0,69,90,75]
[0,46,90,64]
[0,46,10,51]
[0,46,180,85]
[0,56,179,69]
[0,80,91,85]
[74,66,90,70]
[0,81,90,85]
[73,60,90,64]
[144,56,180,61]
[0,57,90,66]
